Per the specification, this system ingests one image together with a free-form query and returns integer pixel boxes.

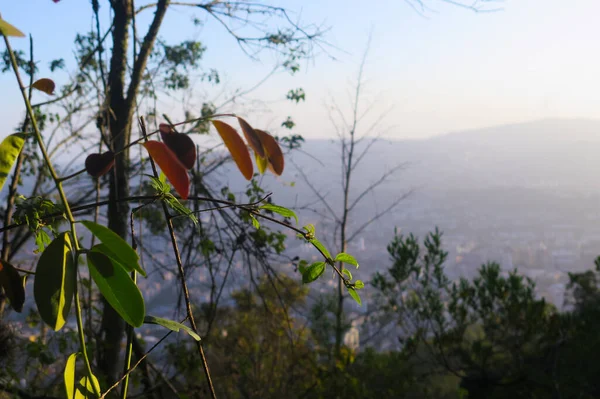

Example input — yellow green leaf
[255,152,268,175]
[144,315,201,341]
[0,133,26,194]
[0,18,25,37]
[64,353,101,399]
[64,353,77,399]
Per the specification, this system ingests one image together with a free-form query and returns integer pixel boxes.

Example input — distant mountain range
[288,118,600,193]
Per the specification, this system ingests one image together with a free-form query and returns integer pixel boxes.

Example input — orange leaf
[142,141,190,199]
[237,117,265,158]
[159,123,196,170]
[255,129,284,175]
[32,78,56,95]
[212,120,253,180]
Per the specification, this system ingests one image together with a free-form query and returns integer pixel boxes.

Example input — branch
[289,157,339,223]
[347,162,408,213]
[406,0,503,13]
[138,117,218,399]
[125,0,169,116]
[347,190,412,243]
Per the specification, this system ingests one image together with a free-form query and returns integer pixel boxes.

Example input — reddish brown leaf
[238,117,265,158]
[159,123,196,170]
[142,141,190,199]
[32,78,56,95]
[0,260,25,312]
[159,123,172,135]
[85,151,115,177]
[213,120,253,180]
[255,129,284,176]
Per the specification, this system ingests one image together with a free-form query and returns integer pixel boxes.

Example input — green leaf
[259,203,298,224]
[302,261,326,284]
[303,224,315,235]
[348,288,362,306]
[354,280,365,290]
[309,238,331,260]
[90,244,140,274]
[250,214,260,229]
[149,173,170,194]
[144,315,201,341]
[0,133,26,194]
[298,259,309,274]
[80,220,145,277]
[342,268,353,281]
[0,260,25,312]
[64,353,101,399]
[34,232,75,331]
[164,193,198,225]
[0,18,25,37]
[334,252,359,268]
[87,251,145,327]
[34,229,51,254]
[92,243,146,277]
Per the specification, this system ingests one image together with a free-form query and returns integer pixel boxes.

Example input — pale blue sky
[1,1,600,139]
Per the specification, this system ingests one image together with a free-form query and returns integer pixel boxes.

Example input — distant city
[7,118,600,330]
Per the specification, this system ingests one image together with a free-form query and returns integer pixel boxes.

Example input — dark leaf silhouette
[159,123,196,170]
[85,151,115,177]
[0,260,25,312]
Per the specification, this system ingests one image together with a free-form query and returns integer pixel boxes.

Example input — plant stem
[121,199,148,399]
[58,167,87,182]
[3,34,101,398]
[120,271,136,399]
[139,117,218,399]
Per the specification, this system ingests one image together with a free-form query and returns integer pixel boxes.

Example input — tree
[293,36,408,361]
[0,5,358,398]
[166,274,318,398]
[373,229,559,398]
[95,1,325,383]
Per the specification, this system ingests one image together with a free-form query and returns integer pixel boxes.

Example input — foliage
[166,275,318,398]
[0,9,359,397]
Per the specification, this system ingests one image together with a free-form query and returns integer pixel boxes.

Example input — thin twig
[139,117,218,399]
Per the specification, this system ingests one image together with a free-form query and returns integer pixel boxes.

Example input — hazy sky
[1,0,600,140]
